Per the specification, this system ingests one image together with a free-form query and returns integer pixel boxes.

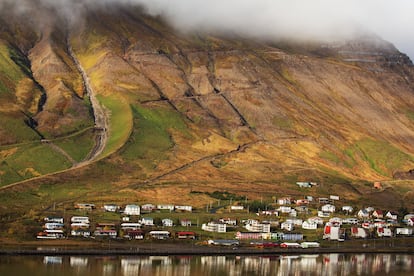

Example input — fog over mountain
[1,0,413,58]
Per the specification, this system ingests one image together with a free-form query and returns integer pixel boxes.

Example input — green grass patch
[53,128,95,162]
[97,95,133,158]
[0,144,72,185]
[121,104,189,167]
[0,114,41,145]
[349,138,414,176]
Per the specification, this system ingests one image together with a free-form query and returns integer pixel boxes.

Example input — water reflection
[0,254,413,276]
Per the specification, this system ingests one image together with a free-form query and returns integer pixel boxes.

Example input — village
[35,182,414,249]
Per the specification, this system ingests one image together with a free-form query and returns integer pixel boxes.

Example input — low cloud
[1,0,413,58]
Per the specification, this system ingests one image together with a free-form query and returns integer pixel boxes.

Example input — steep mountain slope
[0,6,414,209]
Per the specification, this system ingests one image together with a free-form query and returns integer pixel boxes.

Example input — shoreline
[1,241,414,256]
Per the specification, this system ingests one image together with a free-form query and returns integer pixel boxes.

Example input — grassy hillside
[1,7,414,239]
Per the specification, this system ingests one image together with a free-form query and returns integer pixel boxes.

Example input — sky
[1,0,414,60]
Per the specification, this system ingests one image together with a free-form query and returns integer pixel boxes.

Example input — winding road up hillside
[67,38,109,164]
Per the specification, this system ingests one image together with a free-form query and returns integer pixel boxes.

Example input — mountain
[1,5,414,217]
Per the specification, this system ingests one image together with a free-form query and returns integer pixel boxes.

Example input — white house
[357,209,370,218]
[103,204,120,212]
[396,228,413,236]
[124,205,140,216]
[285,218,303,226]
[219,218,237,226]
[277,198,292,205]
[407,218,414,227]
[202,222,227,233]
[321,204,336,213]
[308,217,324,225]
[385,211,399,220]
[372,210,384,219]
[278,206,292,213]
[71,216,90,224]
[245,221,271,233]
[281,222,294,231]
[318,211,331,218]
[230,205,245,211]
[377,227,392,237]
[140,217,154,226]
[157,204,175,211]
[175,205,193,212]
[162,218,174,227]
[351,227,368,239]
[302,221,317,230]
[342,206,354,214]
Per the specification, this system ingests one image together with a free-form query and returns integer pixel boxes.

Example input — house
[341,206,354,214]
[317,211,331,218]
[44,223,64,230]
[124,205,140,216]
[281,222,294,231]
[230,205,245,211]
[120,223,141,230]
[357,209,370,218]
[141,204,156,213]
[406,218,414,227]
[180,219,192,227]
[296,182,317,188]
[175,205,193,212]
[140,217,154,226]
[70,229,90,237]
[202,222,227,233]
[321,204,336,213]
[302,221,317,230]
[157,204,174,211]
[44,217,64,224]
[71,216,90,224]
[396,228,413,236]
[385,211,399,220]
[329,217,343,225]
[295,206,309,213]
[74,203,95,211]
[377,227,392,237]
[219,218,237,226]
[37,230,65,239]
[124,229,144,240]
[149,231,170,240]
[94,223,117,238]
[245,221,271,233]
[343,218,359,224]
[277,197,292,205]
[103,204,119,212]
[257,210,279,216]
[318,198,330,204]
[177,231,196,239]
[235,232,263,240]
[372,210,384,219]
[403,214,414,221]
[351,227,368,239]
[278,206,292,213]
[279,233,303,241]
[323,223,343,241]
[308,217,324,225]
[162,218,174,227]
[296,199,309,205]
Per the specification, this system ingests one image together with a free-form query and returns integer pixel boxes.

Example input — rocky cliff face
[1,6,414,190]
